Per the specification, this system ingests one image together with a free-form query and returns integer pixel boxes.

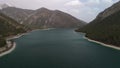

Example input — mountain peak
[40,7,48,10]
[0,3,9,9]
[1,6,86,29]
[37,7,50,11]
[23,7,86,28]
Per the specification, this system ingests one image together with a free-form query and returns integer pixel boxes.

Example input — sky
[0,0,119,22]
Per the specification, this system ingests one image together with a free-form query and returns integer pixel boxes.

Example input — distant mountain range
[1,6,86,29]
[0,4,86,47]
[76,1,120,47]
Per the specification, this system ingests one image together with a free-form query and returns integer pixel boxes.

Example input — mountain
[76,1,120,47]
[23,8,86,29]
[0,4,9,9]
[1,7,34,24]
[0,13,26,47]
[91,1,120,23]
[1,7,86,29]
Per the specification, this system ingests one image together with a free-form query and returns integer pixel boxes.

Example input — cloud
[103,0,113,3]
[65,0,83,6]
[87,0,100,4]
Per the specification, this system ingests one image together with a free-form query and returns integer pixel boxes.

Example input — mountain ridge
[1,7,34,24]
[23,7,86,29]
[76,1,120,47]
[0,3,9,9]
[91,1,120,23]
[1,6,86,29]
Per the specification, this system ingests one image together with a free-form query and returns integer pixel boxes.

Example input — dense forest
[0,13,26,47]
[76,11,120,47]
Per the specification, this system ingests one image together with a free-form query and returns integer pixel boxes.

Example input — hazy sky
[0,0,119,22]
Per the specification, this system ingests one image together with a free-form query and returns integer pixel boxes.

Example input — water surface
[0,29,120,68]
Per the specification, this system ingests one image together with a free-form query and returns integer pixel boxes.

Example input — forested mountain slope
[0,13,26,47]
[76,10,120,47]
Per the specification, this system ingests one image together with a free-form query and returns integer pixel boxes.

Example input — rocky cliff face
[1,7,34,24]
[1,7,86,29]
[23,8,86,29]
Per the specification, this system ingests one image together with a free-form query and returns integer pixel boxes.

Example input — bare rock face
[1,7,34,24]
[23,8,86,29]
[1,6,86,29]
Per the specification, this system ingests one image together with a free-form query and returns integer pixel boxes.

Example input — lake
[0,29,120,68]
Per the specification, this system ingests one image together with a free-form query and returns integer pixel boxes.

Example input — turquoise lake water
[0,29,120,68]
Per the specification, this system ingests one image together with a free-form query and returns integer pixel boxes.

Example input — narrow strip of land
[0,33,26,57]
[84,37,120,50]
[0,41,16,57]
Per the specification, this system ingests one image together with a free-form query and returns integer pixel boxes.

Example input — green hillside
[76,11,120,47]
[0,13,26,47]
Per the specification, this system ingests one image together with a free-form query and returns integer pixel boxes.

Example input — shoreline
[31,28,55,32]
[0,33,27,57]
[0,41,16,57]
[0,28,55,57]
[84,36,120,50]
